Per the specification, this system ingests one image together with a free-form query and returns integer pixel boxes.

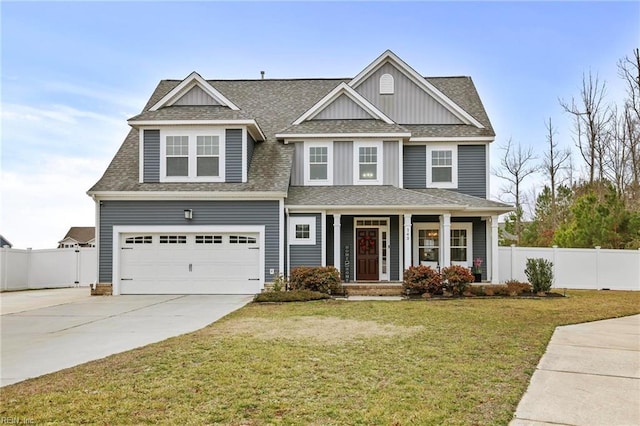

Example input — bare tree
[560,71,611,184]
[617,48,640,200]
[542,118,571,226]
[493,138,538,242]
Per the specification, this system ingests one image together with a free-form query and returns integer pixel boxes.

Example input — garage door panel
[119,232,262,294]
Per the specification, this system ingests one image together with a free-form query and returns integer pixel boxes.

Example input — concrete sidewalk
[1,287,91,315]
[1,293,252,387]
[511,314,640,426]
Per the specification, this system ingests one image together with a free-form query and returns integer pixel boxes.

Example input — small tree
[442,265,474,296]
[524,258,554,293]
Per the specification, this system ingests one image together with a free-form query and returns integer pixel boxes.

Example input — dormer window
[354,141,383,185]
[379,73,394,94]
[303,141,333,185]
[160,128,225,182]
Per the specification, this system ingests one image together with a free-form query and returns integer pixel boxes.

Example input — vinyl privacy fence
[0,248,97,291]
[499,246,640,291]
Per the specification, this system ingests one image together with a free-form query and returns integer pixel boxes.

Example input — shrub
[254,290,330,303]
[270,273,287,292]
[442,265,475,295]
[289,266,342,294]
[505,280,532,295]
[524,258,554,293]
[403,265,442,295]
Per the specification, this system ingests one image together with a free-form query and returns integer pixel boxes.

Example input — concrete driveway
[0,290,252,387]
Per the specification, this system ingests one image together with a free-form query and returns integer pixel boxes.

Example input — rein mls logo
[0,418,34,425]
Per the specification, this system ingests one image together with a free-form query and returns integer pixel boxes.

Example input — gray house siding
[383,141,399,187]
[99,200,280,283]
[174,85,221,106]
[143,130,160,183]
[326,215,334,266]
[470,218,487,277]
[225,129,242,183]
[314,94,372,120]
[354,62,463,125]
[334,141,353,185]
[247,132,255,171]
[290,143,304,185]
[403,145,426,188]
[390,215,400,280]
[457,145,486,198]
[289,213,322,269]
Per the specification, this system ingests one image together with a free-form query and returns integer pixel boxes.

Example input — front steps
[342,282,403,296]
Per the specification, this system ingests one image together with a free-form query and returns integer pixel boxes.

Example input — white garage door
[119,232,261,294]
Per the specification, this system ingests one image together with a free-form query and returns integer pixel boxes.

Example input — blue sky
[1,1,638,249]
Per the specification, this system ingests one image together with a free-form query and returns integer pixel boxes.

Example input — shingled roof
[89,71,494,194]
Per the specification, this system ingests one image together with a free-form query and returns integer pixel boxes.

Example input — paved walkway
[511,314,640,426]
[1,291,252,387]
[1,287,91,315]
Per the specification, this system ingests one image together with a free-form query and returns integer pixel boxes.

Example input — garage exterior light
[184,209,193,220]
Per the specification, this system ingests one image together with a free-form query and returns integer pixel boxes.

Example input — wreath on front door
[359,235,376,249]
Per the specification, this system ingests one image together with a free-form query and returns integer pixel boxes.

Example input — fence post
[510,244,516,281]
[75,249,81,286]
[552,245,558,288]
[26,247,32,289]
[1,248,6,291]
[594,246,601,289]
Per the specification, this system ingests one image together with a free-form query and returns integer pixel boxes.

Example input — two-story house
[88,50,511,295]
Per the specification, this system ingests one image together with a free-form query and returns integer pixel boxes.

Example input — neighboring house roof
[89,52,495,195]
[59,227,95,245]
[0,234,12,248]
[286,186,511,212]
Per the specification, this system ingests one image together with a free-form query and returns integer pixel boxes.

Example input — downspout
[285,207,290,278]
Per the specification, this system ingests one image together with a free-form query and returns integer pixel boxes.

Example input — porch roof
[285,186,512,213]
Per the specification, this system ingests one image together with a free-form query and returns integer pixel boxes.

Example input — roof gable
[173,85,221,106]
[293,82,394,125]
[149,72,239,111]
[349,50,484,128]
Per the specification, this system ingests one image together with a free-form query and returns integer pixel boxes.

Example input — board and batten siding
[174,85,221,106]
[403,145,427,188]
[334,141,353,185]
[383,141,399,186]
[314,94,373,120]
[457,145,486,198]
[143,130,160,183]
[354,62,463,125]
[225,129,243,183]
[290,143,304,185]
[98,200,280,283]
[288,214,322,269]
[389,215,400,280]
[340,216,355,281]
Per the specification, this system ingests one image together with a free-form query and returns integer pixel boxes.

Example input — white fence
[0,248,97,291]
[499,246,640,291]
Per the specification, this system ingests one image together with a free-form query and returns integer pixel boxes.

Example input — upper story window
[379,73,394,94]
[354,141,383,185]
[160,129,225,182]
[427,145,457,189]
[304,141,333,185]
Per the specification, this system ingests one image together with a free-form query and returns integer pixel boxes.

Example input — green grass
[1,290,639,425]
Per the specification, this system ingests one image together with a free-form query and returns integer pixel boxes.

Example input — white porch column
[333,214,341,273]
[403,214,412,270]
[440,213,451,268]
[491,215,499,283]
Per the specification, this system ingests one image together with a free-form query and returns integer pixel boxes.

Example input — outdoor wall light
[184,209,193,220]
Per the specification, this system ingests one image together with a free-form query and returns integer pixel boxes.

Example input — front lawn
[2,290,639,425]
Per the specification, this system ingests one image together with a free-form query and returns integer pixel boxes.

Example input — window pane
[167,136,188,155]
[167,157,188,176]
[451,247,467,262]
[419,248,439,262]
[359,163,377,180]
[432,150,452,166]
[309,147,327,163]
[197,136,219,155]
[432,167,452,182]
[309,163,327,180]
[295,224,310,239]
[197,157,219,176]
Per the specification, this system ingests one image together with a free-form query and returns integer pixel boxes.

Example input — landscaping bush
[441,265,475,295]
[254,290,330,303]
[289,266,342,294]
[270,273,288,292]
[524,258,554,293]
[505,280,532,295]
[403,265,442,295]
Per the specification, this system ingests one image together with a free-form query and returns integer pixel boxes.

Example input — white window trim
[303,141,333,186]
[353,141,383,185]
[289,216,317,246]
[426,144,457,189]
[159,127,225,182]
[412,222,472,266]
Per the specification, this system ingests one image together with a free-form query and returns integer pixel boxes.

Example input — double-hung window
[160,129,225,182]
[427,145,457,188]
[354,141,383,185]
[304,142,332,185]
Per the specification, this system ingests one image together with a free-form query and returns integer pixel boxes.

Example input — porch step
[343,282,403,296]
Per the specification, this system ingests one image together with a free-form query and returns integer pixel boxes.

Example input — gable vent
[379,73,394,94]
